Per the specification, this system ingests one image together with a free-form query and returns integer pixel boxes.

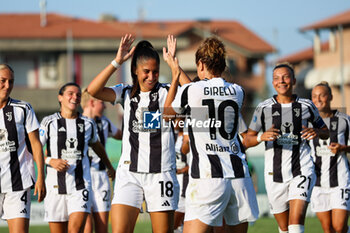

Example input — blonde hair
[314,81,332,96]
[81,88,95,109]
[195,37,226,75]
[0,64,14,78]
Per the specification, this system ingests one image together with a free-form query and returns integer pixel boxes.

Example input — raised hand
[163,34,177,63]
[115,34,136,65]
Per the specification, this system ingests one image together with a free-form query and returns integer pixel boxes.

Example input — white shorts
[0,188,31,220]
[311,186,350,212]
[177,196,186,213]
[112,167,179,212]
[265,173,316,214]
[184,177,259,227]
[44,189,91,222]
[90,170,111,213]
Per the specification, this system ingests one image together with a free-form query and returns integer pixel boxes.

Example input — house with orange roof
[279,9,350,114]
[0,13,274,122]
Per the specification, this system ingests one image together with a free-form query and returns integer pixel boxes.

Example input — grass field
[0,217,330,233]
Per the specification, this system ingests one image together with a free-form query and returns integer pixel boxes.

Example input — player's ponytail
[130,40,160,97]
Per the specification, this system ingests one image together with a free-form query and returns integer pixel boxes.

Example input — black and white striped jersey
[0,98,39,193]
[87,116,118,171]
[249,95,326,183]
[311,110,350,188]
[172,78,250,179]
[110,82,175,173]
[40,112,98,194]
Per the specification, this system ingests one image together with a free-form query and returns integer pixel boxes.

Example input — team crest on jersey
[316,138,334,156]
[277,122,299,145]
[331,121,337,131]
[5,112,13,121]
[77,123,84,133]
[0,129,16,152]
[293,108,300,117]
[61,138,82,160]
[151,93,158,102]
[230,142,239,155]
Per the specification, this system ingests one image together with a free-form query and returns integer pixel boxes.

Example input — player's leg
[68,212,89,233]
[183,219,213,233]
[49,222,68,233]
[315,211,334,233]
[150,211,175,233]
[331,209,348,233]
[110,204,139,233]
[83,213,93,233]
[7,218,30,233]
[93,211,109,233]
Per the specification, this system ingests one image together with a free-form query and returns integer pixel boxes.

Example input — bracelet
[256,133,262,143]
[45,157,52,165]
[111,60,121,69]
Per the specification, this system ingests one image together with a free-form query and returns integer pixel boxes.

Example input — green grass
[0,217,327,233]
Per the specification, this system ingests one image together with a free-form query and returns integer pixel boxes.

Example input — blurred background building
[0,12,274,124]
[278,9,350,114]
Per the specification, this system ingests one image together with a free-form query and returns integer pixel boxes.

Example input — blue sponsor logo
[253,115,257,123]
[143,110,161,129]
[39,129,45,136]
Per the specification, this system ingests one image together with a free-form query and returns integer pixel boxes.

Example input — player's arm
[243,126,280,149]
[90,141,116,179]
[28,129,46,202]
[88,34,135,102]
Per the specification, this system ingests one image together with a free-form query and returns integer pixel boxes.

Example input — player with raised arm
[40,82,115,233]
[0,64,46,233]
[87,34,191,233]
[244,62,329,233]
[163,37,259,233]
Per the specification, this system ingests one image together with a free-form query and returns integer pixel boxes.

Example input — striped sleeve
[171,83,191,114]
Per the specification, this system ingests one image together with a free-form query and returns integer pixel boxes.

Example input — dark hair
[314,81,332,96]
[58,82,81,95]
[195,37,226,76]
[0,64,14,78]
[273,62,295,79]
[130,40,160,97]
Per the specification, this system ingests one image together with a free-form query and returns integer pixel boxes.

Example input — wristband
[111,60,121,69]
[45,157,52,165]
[256,133,262,143]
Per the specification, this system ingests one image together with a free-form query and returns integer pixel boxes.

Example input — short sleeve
[238,113,248,133]
[109,83,130,106]
[25,103,40,133]
[249,105,263,132]
[171,84,191,114]
[89,120,99,144]
[39,117,49,146]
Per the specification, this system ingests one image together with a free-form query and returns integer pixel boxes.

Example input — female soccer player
[163,37,259,233]
[40,82,115,233]
[311,81,350,233]
[81,89,122,233]
[244,63,329,233]
[87,34,186,233]
[0,64,46,233]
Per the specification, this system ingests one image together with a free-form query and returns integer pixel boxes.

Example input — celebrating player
[40,82,115,233]
[0,64,46,233]
[244,62,329,233]
[310,81,350,233]
[81,89,122,233]
[87,34,182,233]
[163,37,259,233]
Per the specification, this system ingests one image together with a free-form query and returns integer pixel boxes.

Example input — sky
[1,0,350,59]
